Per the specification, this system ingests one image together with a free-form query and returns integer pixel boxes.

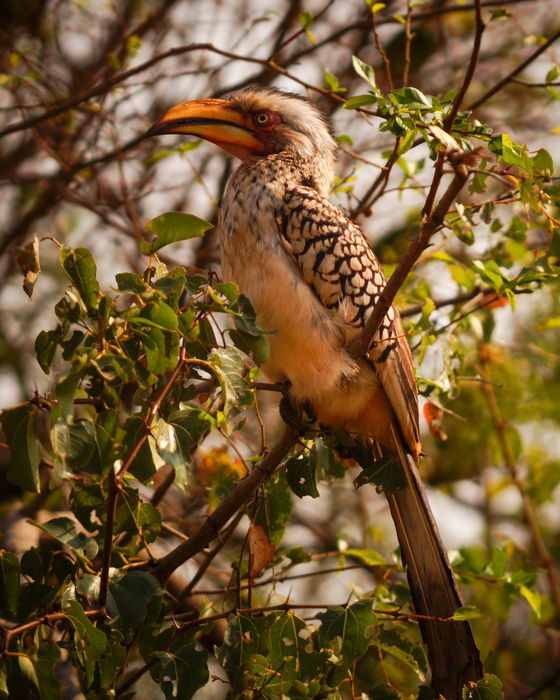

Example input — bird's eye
[255,112,271,125]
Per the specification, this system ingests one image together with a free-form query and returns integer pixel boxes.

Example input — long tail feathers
[386,429,483,698]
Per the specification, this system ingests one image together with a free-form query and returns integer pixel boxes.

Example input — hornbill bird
[147,87,483,697]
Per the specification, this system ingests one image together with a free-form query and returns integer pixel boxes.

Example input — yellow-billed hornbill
[147,87,483,697]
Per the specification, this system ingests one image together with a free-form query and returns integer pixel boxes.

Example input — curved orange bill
[145,98,263,158]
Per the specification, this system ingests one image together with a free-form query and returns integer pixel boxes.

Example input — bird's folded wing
[275,185,420,454]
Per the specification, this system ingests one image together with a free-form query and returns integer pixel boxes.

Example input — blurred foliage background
[1,0,560,698]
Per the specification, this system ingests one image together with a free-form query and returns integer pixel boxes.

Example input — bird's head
[146,88,336,189]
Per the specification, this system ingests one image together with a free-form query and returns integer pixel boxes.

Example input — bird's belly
[223,241,354,401]
[222,240,395,442]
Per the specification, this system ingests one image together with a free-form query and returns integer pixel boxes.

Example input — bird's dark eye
[255,112,271,125]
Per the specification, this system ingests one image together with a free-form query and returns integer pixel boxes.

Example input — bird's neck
[234,149,334,198]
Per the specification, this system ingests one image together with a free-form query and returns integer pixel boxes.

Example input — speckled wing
[276,185,420,454]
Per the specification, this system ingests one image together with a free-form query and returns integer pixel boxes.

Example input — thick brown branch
[151,425,299,583]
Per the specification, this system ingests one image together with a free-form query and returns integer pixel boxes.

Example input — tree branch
[151,424,299,584]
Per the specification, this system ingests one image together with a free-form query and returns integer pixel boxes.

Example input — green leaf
[253,472,292,546]
[121,415,155,482]
[352,56,377,90]
[115,272,149,295]
[108,571,161,638]
[377,626,426,673]
[532,148,554,176]
[208,346,254,417]
[519,584,543,618]
[154,408,214,488]
[491,547,507,578]
[60,246,100,317]
[51,419,97,478]
[343,94,378,110]
[318,600,378,685]
[452,605,482,621]
[345,548,386,567]
[36,516,98,561]
[64,600,107,686]
[0,551,20,616]
[463,673,504,699]
[489,134,533,173]
[130,300,179,331]
[158,644,209,700]
[35,326,64,374]
[389,87,432,110]
[353,455,406,493]
[286,451,320,498]
[0,404,41,492]
[141,212,212,255]
[396,128,418,156]
[35,641,62,700]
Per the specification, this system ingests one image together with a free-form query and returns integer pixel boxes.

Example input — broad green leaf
[208,346,254,417]
[36,516,98,562]
[35,641,62,700]
[452,605,482,621]
[35,326,64,374]
[286,451,320,498]
[389,87,432,110]
[60,246,100,317]
[154,407,214,488]
[0,551,20,616]
[0,404,41,492]
[108,571,161,638]
[519,584,543,618]
[343,94,378,110]
[51,419,97,477]
[352,56,377,90]
[345,548,386,567]
[489,134,533,173]
[98,630,126,689]
[158,644,209,700]
[491,547,507,578]
[353,455,406,493]
[229,329,269,365]
[253,471,292,546]
[141,212,212,255]
[64,600,107,686]
[532,148,554,176]
[115,272,149,295]
[377,627,426,673]
[396,128,418,156]
[318,600,378,685]
[129,300,179,331]
[463,673,504,699]
[121,415,155,482]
